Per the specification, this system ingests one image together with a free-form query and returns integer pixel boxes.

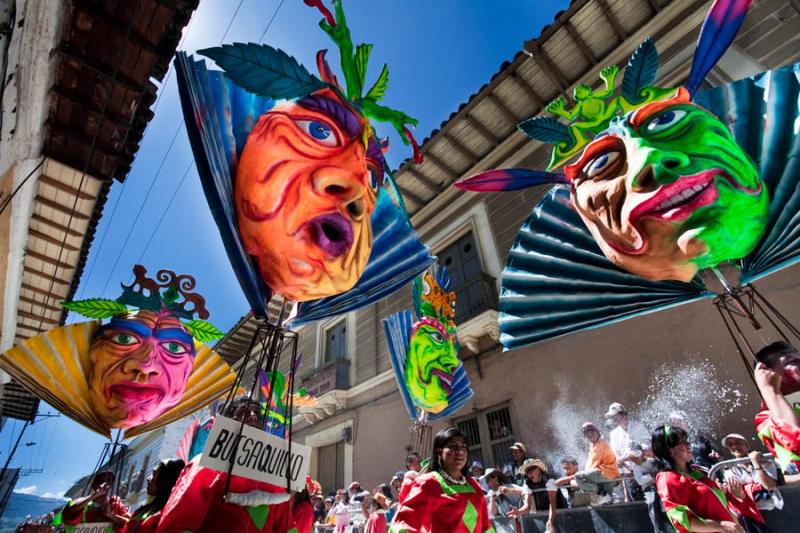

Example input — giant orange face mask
[235,89,384,302]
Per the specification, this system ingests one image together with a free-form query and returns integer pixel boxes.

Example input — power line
[94,0,246,294]
[34,3,139,332]
[124,0,287,268]
[76,7,198,300]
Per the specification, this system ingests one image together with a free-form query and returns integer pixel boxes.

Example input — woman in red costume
[652,425,766,533]
[121,459,185,533]
[155,399,292,533]
[389,427,494,533]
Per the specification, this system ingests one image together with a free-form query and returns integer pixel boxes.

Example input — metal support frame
[408,415,433,463]
[712,275,800,392]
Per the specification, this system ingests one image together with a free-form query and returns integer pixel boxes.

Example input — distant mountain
[0,492,65,533]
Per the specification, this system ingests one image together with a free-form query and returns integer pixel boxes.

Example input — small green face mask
[405,323,459,414]
[569,92,768,282]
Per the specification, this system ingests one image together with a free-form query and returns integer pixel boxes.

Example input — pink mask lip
[430,368,454,394]
[303,212,354,258]
[107,382,164,404]
[599,169,761,257]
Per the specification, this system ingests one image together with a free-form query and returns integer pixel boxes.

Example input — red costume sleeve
[112,497,130,518]
[390,476,439,533]
[755,407,800,468]
[728,482,765,524]
[61,501,84,525]
[656,471,698,533]
[290,500,314,533]
[156,461,218,533]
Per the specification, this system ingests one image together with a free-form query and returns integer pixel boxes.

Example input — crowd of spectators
[17,341,799,532]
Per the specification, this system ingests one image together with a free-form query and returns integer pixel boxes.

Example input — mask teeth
[404,127,423,164]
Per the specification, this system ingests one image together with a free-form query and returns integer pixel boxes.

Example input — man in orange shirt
[558,422,619,505]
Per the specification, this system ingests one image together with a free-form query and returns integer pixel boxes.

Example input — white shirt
[609,420,650,460]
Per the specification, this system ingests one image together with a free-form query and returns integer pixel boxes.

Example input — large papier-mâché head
[405,269,460,414]
[200,0,421,302]
[455,6,766,283]
[236,89,385,301]
[565,88,767,282]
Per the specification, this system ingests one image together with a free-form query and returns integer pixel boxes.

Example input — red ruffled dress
[389,472,494,533]
[155,460,292,533]
[61,497,129,533]
[656,468,764,533]
[121,508,160,533]
[755,403,800,473]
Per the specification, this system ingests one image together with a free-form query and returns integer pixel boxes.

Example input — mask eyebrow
[297,95,363,139]
[103,319,153,339]
[154,328,195,346]
[565,135,623,181]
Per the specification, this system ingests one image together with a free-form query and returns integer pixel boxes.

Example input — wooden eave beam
[21,282,66,300]
[525,45,570,92]
[16,322,45,334]
[444,134,479,163]
[486,93,520,126]
[72,0,161,55]
[46,121,124,162]
[404,167,442,194]
[24,266,71,286]
[423,151,460,180]
[37,175,94,201]
[509,72,545,109]
[17,309,59,325]
[396,184,427,207]
[464,114,500,145]
[56,44,143,93]
[564,21,597,64]
[29,228,80,252]
[25,251,74,271]
[31,214,84,238]
[34,195,91,220]
[596,0,628,41]
[51,86,134,129]
[19,295,61,314]
[645,0,662,14]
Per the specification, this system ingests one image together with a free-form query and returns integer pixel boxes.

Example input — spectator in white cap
[503,442,529,485]
[720,433,779,511]
[483,469,520,533]
[470,460,488,491]
[605,402,650,502]
[668,410,723,469]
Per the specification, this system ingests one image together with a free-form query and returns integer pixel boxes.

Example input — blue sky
[1,0,569,499]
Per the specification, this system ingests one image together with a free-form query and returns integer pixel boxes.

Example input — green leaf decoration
[360,99,419,144]
[518,116,572,144]
[319,0,359,99]
[621,37,660,105]
[354,44,373,91]
[365,63,389,102]
[184,319,225,343]
[199,43,326,101]
[162,285,179,306]
[62,299,129,319]
[298,387,308,397]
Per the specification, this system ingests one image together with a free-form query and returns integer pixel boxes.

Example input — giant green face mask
[566,88,768,282]
[405,322,459,414]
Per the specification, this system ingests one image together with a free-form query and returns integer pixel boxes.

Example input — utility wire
[34,3,139,334]
[94,0,251,292]
[123,0,286,267]
[0,158,45,216]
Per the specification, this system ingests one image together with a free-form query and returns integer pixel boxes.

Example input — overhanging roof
[391,0,800,224]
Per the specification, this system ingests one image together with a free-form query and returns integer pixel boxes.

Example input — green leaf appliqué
[199,43,326,101]
[365,64,389,102]
[62,299,129,319]
[184,320,225,343]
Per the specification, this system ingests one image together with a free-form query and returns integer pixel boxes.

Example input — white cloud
[41,491,67,500]
[16,485,37,495]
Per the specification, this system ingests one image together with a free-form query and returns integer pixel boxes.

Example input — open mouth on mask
[305,213,354,258]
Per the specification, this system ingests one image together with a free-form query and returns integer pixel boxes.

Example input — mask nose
[312,172,368,222]
[628,147,688,192]
[122,345,161,382]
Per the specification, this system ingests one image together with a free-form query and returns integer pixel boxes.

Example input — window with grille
[454,404,516,468]
[323,319,347,363]
[436,232,497,323]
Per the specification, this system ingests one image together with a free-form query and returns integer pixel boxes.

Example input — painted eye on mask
[645,109,687,133]
[295,119,340,147]
[428,330,445,344]
[584,150,623,178]
[160,341,189,356]
[110,333,139,347]
[368,167,381,191]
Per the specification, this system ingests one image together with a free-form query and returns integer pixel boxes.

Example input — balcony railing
[300,358,350,397]
[454,272,498,323]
